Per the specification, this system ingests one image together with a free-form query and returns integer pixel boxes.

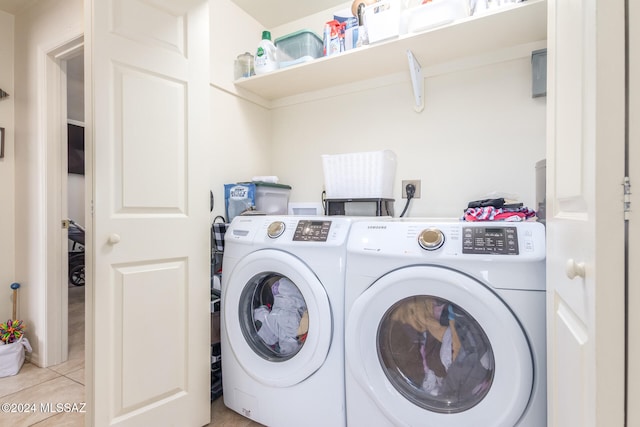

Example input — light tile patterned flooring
[0,286,263,427]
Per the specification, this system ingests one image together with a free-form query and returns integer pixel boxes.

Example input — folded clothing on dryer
[463,197,537,222]
[466,198,507,209]
[462,206,536,222]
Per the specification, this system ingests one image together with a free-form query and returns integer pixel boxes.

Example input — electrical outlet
[402,180,421,199]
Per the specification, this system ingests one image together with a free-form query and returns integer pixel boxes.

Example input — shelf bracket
[407,50,424,113]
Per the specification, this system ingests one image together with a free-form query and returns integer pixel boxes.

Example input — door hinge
[624,176,631,220]
[62,219,70,229]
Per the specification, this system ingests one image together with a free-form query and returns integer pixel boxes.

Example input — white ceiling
[231,0,348,28]
[0,0,349,26]
[0,0,32,15]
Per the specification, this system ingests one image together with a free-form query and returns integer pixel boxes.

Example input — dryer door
[223,249,332,388]
[346,266,533,426]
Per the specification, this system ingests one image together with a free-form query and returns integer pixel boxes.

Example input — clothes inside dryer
[239,273,309,361]
[378,295,495,414]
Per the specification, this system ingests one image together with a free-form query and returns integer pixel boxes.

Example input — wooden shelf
[234,0,547,101]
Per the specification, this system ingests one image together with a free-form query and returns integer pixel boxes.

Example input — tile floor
[0,286,263,427]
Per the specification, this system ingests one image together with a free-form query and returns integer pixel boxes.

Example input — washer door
[346,266,533,427]
[224,249,332,388]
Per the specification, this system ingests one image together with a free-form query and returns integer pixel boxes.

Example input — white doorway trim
[43,35,84,367]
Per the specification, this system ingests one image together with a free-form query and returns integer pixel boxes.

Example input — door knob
[565,259,586,279]
[108,233,121,245]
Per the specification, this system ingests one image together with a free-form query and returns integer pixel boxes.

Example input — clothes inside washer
[254,277,307,355]
[380,296,495,411]
[390,297,462,361]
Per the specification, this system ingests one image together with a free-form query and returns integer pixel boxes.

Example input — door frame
[628,0,639,424]
[44,35,84,367]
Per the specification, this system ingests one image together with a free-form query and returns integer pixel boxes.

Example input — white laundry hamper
[0,336,32,377]
[322,150,397,199]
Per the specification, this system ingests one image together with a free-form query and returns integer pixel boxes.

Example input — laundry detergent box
[224,182,292,221]
[224,183,256,222]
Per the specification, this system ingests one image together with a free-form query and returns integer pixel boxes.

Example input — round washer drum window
[239,272,310,362]
[377,295,495,414]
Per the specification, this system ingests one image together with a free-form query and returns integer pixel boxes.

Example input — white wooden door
[546,0,626,426]
[628,0,640,424]
[85,0,211,426]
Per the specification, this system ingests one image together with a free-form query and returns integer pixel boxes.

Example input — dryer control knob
[418,228,445,251]
[267,221,286,239]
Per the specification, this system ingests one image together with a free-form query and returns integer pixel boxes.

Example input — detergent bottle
[255,30,278,75]
[322,20,341,56]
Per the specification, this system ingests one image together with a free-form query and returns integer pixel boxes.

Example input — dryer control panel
[462,226,519,255]
[293,220,332,242]
[347,220,545,262]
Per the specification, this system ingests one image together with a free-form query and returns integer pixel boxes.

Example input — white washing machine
[344,219,546,427]
[221,215,354,427]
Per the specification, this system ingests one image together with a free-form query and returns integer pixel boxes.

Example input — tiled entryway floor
[0,286,262,427]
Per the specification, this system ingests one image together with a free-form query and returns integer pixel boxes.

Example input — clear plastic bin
[275,30,323,68]
[224,182,291,221]
[255,182,292,215]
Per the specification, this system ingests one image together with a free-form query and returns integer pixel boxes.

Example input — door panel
[552,301,586,427]
[86,0,210,425]
[112,0,186,55]
[546,0,626,425]
[553,0,584,207]
[117,66,186,211]
[117,261,187,411]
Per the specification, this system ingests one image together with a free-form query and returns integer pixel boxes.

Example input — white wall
[14,0,83,365]
[211,0,546,219]
[272,58,546,217]
[209,0,273,220]
[0,10,15,320]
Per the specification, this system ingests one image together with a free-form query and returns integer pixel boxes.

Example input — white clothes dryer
[344,219,546,427]
[221,215,354,427]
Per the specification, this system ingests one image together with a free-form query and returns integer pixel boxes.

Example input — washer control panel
[293,220,332,242]
[462,226,519,255]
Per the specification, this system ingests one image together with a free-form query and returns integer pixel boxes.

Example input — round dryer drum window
[377,295,494,414]
[239,272,309,361]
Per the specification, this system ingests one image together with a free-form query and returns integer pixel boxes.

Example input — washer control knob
[418,228,445,251]
[267,221,286,239]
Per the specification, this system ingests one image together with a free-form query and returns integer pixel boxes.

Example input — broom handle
[10,282,20,320]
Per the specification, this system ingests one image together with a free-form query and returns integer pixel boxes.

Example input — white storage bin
[399,0,470,35]
[364,0,402,43]
[322,150,397,199]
